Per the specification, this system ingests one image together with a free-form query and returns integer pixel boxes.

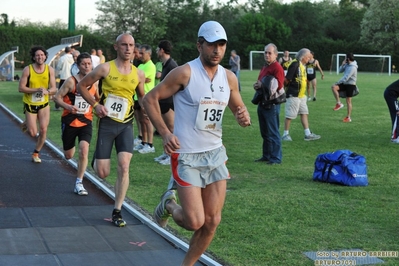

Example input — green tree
[360,0,399,59]
[0,14,9,26]
[94,0,168,46]
[235,12,291,68]
[160,0,215,65]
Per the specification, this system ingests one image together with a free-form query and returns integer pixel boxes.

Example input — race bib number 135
[195,97,227,131]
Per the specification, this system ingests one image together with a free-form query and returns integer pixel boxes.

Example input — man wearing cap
[143,21,251,265]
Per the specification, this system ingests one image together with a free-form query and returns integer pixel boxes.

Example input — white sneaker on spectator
[391,137,399,143]
[154,153,169,162]
[282,134,292,141]
[159,156,171,165]
[134,143,144,151]
[138,144,155,154]
[134,137,142,146]
[304,133,321,141]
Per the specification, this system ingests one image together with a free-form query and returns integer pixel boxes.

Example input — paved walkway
[0,103,218,266]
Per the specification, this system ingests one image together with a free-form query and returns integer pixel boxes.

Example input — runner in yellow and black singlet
[18,46,57,163]
[77,33,145,227]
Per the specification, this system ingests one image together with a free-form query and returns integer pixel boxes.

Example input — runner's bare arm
[143,65,190,153]
[47,66,57,95]
[18,66,37,94]
[53,77,78,112]
[77,62,109,106]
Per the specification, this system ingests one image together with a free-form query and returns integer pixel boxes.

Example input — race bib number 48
[104,94,128,121]
[31,91,44,103]
[195,97,227,131]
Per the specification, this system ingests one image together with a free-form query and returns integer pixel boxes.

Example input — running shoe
[32,153,41,163]
[343,117,352,123]
[112,209,126,227]
[154,153,169,162]
[133,137,142,146]
[333,103,344,111]
[159,156,170,165]
[74,182,88,196]
[282,134,292,141]
[304,133,321,141]
[138,144,155,154]
[133,143,144,151]
[391,137,399,143]
[153,190,176,228]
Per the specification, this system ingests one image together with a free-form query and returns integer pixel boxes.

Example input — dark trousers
[384,84,399,139]
[257,104,282,163]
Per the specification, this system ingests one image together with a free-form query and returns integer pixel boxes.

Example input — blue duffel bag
[313,150,368,186]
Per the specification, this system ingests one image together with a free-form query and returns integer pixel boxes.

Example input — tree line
[1,0,398,71]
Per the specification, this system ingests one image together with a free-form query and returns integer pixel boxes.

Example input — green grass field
[1,70,398,265]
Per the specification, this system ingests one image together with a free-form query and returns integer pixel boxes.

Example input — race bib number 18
[195,97,227,131]
[104,94,128,121]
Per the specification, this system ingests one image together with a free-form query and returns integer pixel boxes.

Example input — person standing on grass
[136,44,156,154]
[306,51,324,101]
[18,46,57,163]
[90,49,101,69]
[153,40,179,166]
[229,49,241,91]
[55,46,74,111]
[383,79,399,143]
[331,53,358,123]
[70,50,81,76]
[279,50,292,76]
[282,48,321,142]
[77,33,145,227]
[253,43,285,165]
[143,21,251,266]
[97,48,106,64]
[53,52,100,196]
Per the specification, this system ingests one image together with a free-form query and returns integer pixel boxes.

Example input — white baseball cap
[198,21,227,43]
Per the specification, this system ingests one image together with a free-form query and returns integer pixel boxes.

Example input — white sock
[283,130,289,136]
[304,129,311,136]
[76,178,82,184]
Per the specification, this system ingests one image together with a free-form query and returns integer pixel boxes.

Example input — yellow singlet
[22,64,50,105]
[101,60,139,123]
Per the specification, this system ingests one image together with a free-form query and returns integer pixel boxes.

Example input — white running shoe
[138,144,155,154]
[134,137,142,146]
[304,133,321,141]
[154,153,169,162]
[134,143,144,151]
[282,134,292,141]
[74,182,88,196]
[391,137,399,143]
[159,156,171,165]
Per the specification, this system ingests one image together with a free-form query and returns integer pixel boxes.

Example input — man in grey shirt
[229,49,241,91]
